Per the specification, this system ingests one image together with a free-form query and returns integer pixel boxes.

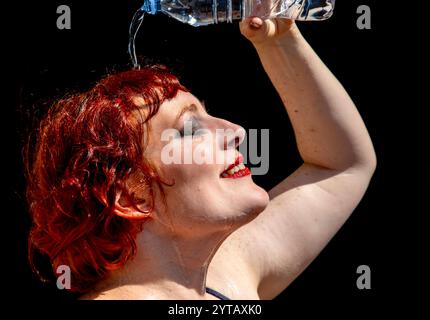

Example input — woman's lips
[222,154,243,172]
[220,155,251,179]
[221,165,251,179]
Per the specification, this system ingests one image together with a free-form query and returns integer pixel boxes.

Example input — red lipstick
[220,154,251,179]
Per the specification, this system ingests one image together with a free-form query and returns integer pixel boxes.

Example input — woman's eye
[179,119,201,137]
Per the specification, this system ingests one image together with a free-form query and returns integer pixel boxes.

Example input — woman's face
[138,91,269,236]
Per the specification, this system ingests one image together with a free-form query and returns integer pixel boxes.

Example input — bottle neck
[142,0,243,23]
[213,0,243,23]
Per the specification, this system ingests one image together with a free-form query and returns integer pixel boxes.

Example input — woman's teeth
[229,163,245,174]
[221,163,248,178]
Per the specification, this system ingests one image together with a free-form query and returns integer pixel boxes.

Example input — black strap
[205,287,231,300]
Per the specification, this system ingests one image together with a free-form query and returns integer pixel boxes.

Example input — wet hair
[25,65,188,293]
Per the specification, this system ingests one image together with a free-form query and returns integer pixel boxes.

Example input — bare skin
[83,18,377,300]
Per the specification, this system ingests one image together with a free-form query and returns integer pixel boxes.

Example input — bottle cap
[141,0,160,15]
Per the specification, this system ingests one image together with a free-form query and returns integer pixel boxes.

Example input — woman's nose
[221,120,246,150]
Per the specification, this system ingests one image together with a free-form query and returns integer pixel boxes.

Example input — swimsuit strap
[205,287,231,300]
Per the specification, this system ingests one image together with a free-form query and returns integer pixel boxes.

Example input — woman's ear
[113,188,152,220]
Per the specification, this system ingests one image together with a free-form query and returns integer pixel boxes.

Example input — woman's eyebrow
[174,102,205,125]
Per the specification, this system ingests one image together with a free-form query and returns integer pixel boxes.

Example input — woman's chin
[248,185,270,216]
[232,185,270,225]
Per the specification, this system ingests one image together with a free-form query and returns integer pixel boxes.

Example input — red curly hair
[25,65,188,293]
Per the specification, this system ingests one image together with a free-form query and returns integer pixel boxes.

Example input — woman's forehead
[162,91,201,110]
[156,91,204,121]
[130,91,199,122]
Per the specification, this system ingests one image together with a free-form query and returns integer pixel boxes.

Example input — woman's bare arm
[210,20,377,299]
[253,24,376,171]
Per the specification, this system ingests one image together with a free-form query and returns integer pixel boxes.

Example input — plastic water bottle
[128,0,335,68]
[141,0,335,26]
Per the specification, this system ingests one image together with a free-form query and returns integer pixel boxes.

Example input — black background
[2,0,427,314]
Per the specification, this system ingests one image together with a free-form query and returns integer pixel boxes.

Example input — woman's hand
[239,17,299,48]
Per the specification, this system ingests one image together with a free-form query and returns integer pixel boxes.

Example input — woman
[26,17,377,299]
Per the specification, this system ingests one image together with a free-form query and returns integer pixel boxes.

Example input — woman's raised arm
[240,17,377,171]
[209,18,377,299]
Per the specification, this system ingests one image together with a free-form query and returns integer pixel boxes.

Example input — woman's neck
[90,220,230,299]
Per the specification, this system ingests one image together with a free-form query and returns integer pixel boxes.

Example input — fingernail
[250,18,263,28]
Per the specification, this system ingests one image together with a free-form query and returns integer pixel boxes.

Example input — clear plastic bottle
[141,0,335,27]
